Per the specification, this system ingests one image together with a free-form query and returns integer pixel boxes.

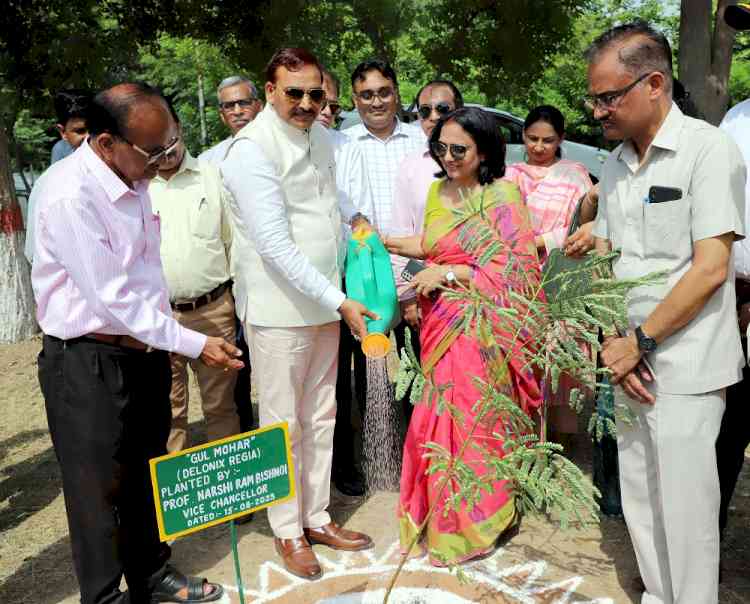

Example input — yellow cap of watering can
[361,332,390,359]
[345,226,398,359]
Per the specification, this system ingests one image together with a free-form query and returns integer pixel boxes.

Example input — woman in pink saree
[385,107,543,566]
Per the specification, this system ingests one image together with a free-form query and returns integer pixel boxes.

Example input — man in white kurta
[587,23,746,604]
[221,48,375,581]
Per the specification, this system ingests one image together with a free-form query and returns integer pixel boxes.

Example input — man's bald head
[87,82,179,186]
[88,82,171,140]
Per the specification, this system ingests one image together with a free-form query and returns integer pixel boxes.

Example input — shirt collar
[618,102,684,167]
[81,139,145,203]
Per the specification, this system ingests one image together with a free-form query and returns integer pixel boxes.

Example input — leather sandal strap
[152,566,213,602]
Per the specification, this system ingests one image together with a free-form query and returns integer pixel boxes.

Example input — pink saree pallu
[398,179,544,566]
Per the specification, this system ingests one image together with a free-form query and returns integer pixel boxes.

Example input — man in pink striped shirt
[31,83,239,604]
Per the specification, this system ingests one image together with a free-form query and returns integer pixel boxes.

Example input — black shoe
[334,472,366,496]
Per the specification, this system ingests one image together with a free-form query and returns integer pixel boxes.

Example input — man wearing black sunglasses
[199,76,262,166]
[222,48,375,581]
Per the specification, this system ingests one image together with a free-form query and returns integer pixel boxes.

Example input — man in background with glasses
[345,59,425,232]
[30,82,241,604]
[388,80,463,394]
[222,48,375,580]
[149,102,240,456]
[199,75,262,165]
[587,21,745,604]
[316,68,374,497]
[199,75,261,447]
[341,60,425,439]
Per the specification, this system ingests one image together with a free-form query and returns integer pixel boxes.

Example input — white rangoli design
[214,541,614,604]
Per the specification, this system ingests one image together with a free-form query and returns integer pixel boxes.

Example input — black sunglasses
[219,98,257,111]
[283,87,326,105]
[431,141,470,160]
[417,102,453,120]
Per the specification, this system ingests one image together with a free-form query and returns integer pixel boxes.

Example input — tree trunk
[0,127,38,343]
[679,0,736,125]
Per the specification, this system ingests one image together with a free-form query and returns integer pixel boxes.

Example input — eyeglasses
[584,73,650,112]
[417,102,453,120]
[283,87,326,105]
[355,87,394,103]
[219,98,257,111]
[121,135,181,167]
[431,141,471,160]
[323,100,342,116]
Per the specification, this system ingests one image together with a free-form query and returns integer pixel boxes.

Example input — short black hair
[585,20,673,94]
[524,105,565,158]
[413,80,464,110]
[429,107,506,185]
[53,90,92,126]
[87,82,168,138]
[350,59,398,90]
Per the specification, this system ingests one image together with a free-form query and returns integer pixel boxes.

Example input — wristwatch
[635,325,657,353]
[444,267,457,284]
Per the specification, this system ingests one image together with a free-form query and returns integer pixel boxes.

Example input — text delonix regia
[149,422,295,540]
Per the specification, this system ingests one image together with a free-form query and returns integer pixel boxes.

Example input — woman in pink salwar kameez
[385,107,543,566]
[505,105,596,437]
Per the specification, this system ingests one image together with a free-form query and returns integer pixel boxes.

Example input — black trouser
[331,320,421,476]
[234,320,254,432]
[39,335,172,604]
[717,337,750,535]
[332,321,366,477]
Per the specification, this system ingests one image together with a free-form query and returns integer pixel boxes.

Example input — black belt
[171,281,231,313]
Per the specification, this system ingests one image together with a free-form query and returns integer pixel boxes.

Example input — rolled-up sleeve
[222,138,346,312]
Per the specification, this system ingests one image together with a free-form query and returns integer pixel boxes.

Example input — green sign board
[149,422,294,541]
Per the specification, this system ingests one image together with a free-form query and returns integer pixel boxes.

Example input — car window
[493,116,524,145]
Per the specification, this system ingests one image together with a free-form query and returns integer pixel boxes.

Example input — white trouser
[247,322,340,539]
[616,387,725,604]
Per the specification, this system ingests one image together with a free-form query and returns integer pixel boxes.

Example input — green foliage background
[6,0,750,176]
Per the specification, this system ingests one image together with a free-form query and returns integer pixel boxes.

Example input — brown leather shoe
[304,522,373,551]
[274,537,322,580]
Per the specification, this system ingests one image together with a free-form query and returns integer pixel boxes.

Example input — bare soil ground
[1,336,748,603]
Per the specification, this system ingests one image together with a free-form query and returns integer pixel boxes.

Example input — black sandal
[151,566,224,603]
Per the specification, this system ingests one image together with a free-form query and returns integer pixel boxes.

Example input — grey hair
[216,76,258,101]
[584,20,673,95]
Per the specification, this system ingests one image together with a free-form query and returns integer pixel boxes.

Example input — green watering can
[344,227,399,358]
